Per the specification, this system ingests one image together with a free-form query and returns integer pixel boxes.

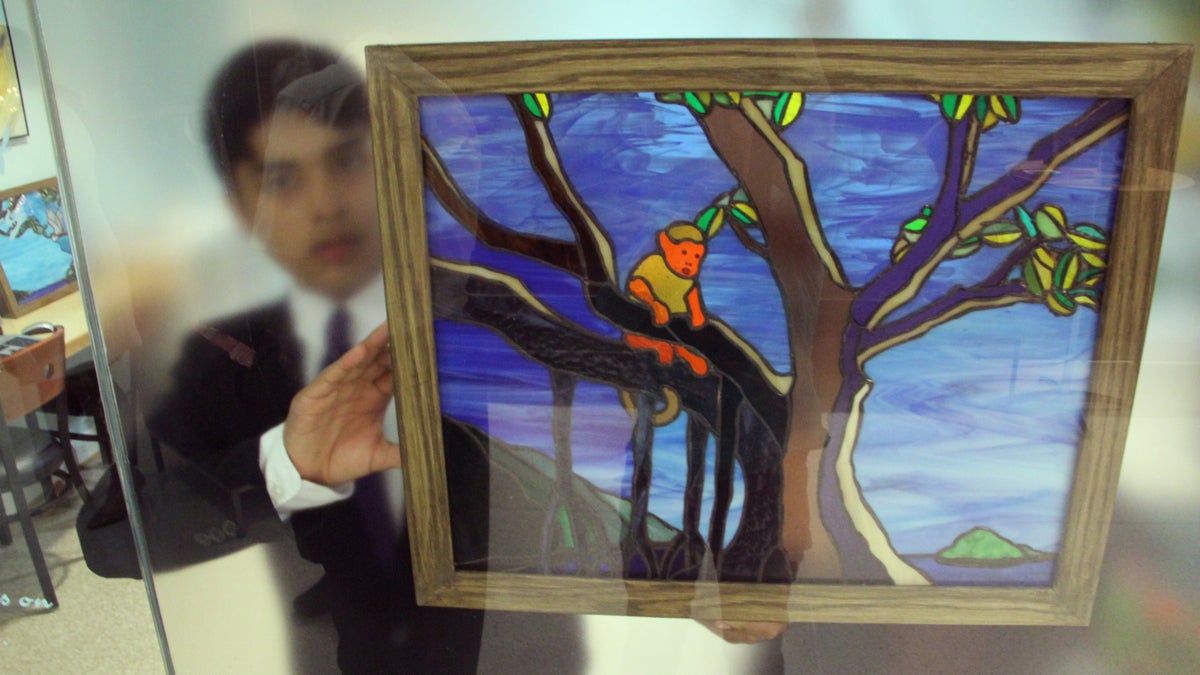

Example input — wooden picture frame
[0,178,76,317]
[366,39,1191,625]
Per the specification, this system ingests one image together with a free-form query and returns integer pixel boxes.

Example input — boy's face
[229,110,382,300]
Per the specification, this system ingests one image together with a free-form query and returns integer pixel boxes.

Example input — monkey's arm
[686,286,706,328]
[629,277,671,325]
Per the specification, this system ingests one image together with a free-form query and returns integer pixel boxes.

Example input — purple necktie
[320,306,353,370]
[322,306,397,574]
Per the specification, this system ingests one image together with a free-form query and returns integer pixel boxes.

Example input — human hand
[283,322,401,486]
[698,619,788,644]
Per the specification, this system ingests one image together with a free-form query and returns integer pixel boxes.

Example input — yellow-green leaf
[989,95,1020,121]
[773,92,804,126]
[1023,259,1044,295]
[695,206,723,236]
[1033,247,1058,271]
[1047,290,1077,316]
[981,220,1024,246]
[730,202,758,224]
[1067,224,1107,251]
[1053,250,1081,290]
[522,92,552,119]
[950,238,982,259]
[1035,204,1066,240]
[984,231,1023,246]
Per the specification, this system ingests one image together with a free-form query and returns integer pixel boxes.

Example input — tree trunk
[816,324,930,584]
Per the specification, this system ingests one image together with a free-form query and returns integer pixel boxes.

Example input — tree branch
[423,138,585,277]
[859,281,1037,363]
[854,98,1128,331]
[706,102,850,288]
[960,99,1130,236]
[857,119,975,329]
[430,258,719,423]
[726,218,769,258]
[508,96,617,286]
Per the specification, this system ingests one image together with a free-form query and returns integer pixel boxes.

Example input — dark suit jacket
[149,301,584,673]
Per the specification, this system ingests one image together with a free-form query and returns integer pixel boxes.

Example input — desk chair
[0,327,90,608]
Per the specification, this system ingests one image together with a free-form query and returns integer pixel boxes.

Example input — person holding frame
[147,40,592,672]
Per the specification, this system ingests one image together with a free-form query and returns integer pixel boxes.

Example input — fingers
[699,619,787,644]
[311,322,392,388]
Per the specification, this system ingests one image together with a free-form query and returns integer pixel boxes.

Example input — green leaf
[1053,250,1081,290]
[683,91,711,115]
[1068,224,1108,251]
[522,93,552,119]
[995,95,1020,121]
[1077,267,1103,284]
[940,94,976,121]
[903,205,933,233]
[1015,206,1038,238]
[772,92,804,126]
[712,92,733,106]
[981,220,1024,246]
[656,93,685,103]
[695,206,722,235]
[1034,204,1066,240]
[1047,289,1077,316]
[1023,259,1044,295]
[730,202,758,224]
[940,94,960,120]
[950,238,982,259]
[1070,288,1100,309]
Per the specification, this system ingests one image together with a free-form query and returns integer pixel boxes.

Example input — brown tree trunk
[698,106,854,575]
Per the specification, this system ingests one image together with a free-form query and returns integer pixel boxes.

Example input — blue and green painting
[0,182,74,305]
[414,89,1126,586]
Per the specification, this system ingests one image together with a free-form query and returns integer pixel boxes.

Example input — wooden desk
[0,292,91,359]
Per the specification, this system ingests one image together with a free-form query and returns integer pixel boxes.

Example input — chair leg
[55,397,90,502]
[0,494,11,546]
[0,431,58,608]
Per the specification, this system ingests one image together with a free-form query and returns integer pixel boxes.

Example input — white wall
[1,0,57,188]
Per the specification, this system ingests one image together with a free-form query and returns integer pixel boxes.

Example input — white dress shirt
[257,274,404,529]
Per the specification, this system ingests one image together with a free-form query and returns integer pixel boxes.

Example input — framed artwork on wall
[0,1,28,140]
[0,178,76,317]
[366,39,1191,624]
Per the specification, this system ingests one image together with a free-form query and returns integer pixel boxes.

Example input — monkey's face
[661,233,706,279]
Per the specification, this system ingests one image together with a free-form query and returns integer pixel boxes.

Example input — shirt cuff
[259,422,355,520]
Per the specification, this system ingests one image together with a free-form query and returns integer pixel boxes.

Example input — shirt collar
[289,274,388,381]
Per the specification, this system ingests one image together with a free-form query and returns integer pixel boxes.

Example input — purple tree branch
[850,119,974,327]
[861,281,1035,357]
[960,98,1130,230]
[849,98,1128,331]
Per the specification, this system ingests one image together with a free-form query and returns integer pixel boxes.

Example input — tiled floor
[0,459,163,673]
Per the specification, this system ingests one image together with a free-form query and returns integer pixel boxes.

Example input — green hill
[935,527,1051,567]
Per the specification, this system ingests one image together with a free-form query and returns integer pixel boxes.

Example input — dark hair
[203,39,368,187]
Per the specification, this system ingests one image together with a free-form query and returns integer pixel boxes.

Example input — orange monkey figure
[624,222,710,377]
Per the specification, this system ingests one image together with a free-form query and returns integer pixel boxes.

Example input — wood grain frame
[366,39,1191,625]
[0,177,76,317]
